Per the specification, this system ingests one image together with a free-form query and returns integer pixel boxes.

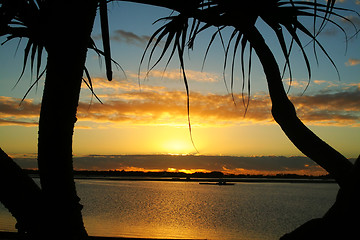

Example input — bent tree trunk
[245,26,353,187]
[0,148,42,236]
[36,0,98,239]
[245,26,359,238]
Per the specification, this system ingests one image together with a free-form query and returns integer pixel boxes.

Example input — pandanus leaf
[140,14,199,152]
[99,0,112,81]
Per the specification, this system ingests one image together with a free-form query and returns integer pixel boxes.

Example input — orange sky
[1,1,360,175]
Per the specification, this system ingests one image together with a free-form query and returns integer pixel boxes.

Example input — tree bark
[36,1,98,239]
[244,26,353,188]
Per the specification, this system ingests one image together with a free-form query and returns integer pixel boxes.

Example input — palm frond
[265,0,359,87]
[203,0,358,91]
[1,0,46,98]
[200,26,225,72]
[1,0,123,104]
[88,38,125,78]
[83,67,103,104]
[140,13,199,153]
[19,66,46,104]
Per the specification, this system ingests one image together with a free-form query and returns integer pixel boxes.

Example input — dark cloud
[291,88,360,125]
[13,154,328,175]
[317,13,360,37]
[71,155,328,175]
[0,119,38,126]
[93,29,156,47]
[111,29,152,47]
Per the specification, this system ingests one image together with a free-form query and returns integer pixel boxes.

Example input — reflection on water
[0,180,338,240]
[78,180,338,240]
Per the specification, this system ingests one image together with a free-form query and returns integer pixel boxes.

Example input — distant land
[23,169,335,183]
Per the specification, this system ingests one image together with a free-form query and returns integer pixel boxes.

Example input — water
[0,179,338,240]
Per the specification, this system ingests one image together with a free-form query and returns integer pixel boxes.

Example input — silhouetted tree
[0,0,102,239]
[0,0,359,239]
[125,0,360,238]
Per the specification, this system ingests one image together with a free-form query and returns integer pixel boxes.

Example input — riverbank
[72,176,335,184]
[23,169,334,183]
[24,170,335,184]
[0,232,205,240]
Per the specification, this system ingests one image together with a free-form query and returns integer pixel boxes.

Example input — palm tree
[0,0,102,239]
[0,0,358,239]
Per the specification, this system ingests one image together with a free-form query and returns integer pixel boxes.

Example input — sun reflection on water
[78,180,338,240]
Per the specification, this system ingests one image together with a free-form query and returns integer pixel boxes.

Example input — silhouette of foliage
[141,0,358,100]
[0,0,121,104]
[0,0,46,93]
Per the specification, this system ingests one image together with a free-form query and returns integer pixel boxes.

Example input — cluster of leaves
[0,0,119,103]
[140,0,358,102]
[0,0,47,99]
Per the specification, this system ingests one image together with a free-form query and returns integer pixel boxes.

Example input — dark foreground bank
[0,232,205,240]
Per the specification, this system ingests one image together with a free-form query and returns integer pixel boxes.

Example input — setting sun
[161,139,195,155]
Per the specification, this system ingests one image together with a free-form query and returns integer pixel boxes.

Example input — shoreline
[72,176,336,184]
[0,232,205,240]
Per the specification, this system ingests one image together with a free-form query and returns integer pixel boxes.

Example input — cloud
[2,79,360,127]
[346,58,360,66]
[93,29,157,48]
[343,15,360,28]
[283,79,310,89]
[284,78,338,90]
[0,119,38,126]
[82,77,166,93]
[318,12,360,37]
[111,29,152,47]
[0,96,40,126]
[136,69,220,83]
[77,89,272,127]
[291,88,360,125]
[79,79,360,127]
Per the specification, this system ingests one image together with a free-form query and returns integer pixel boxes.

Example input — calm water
[0,179,338,240]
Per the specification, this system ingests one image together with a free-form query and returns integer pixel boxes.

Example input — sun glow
[162,139,195,155]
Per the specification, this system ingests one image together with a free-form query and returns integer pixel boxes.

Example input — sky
[0,1,360,175]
